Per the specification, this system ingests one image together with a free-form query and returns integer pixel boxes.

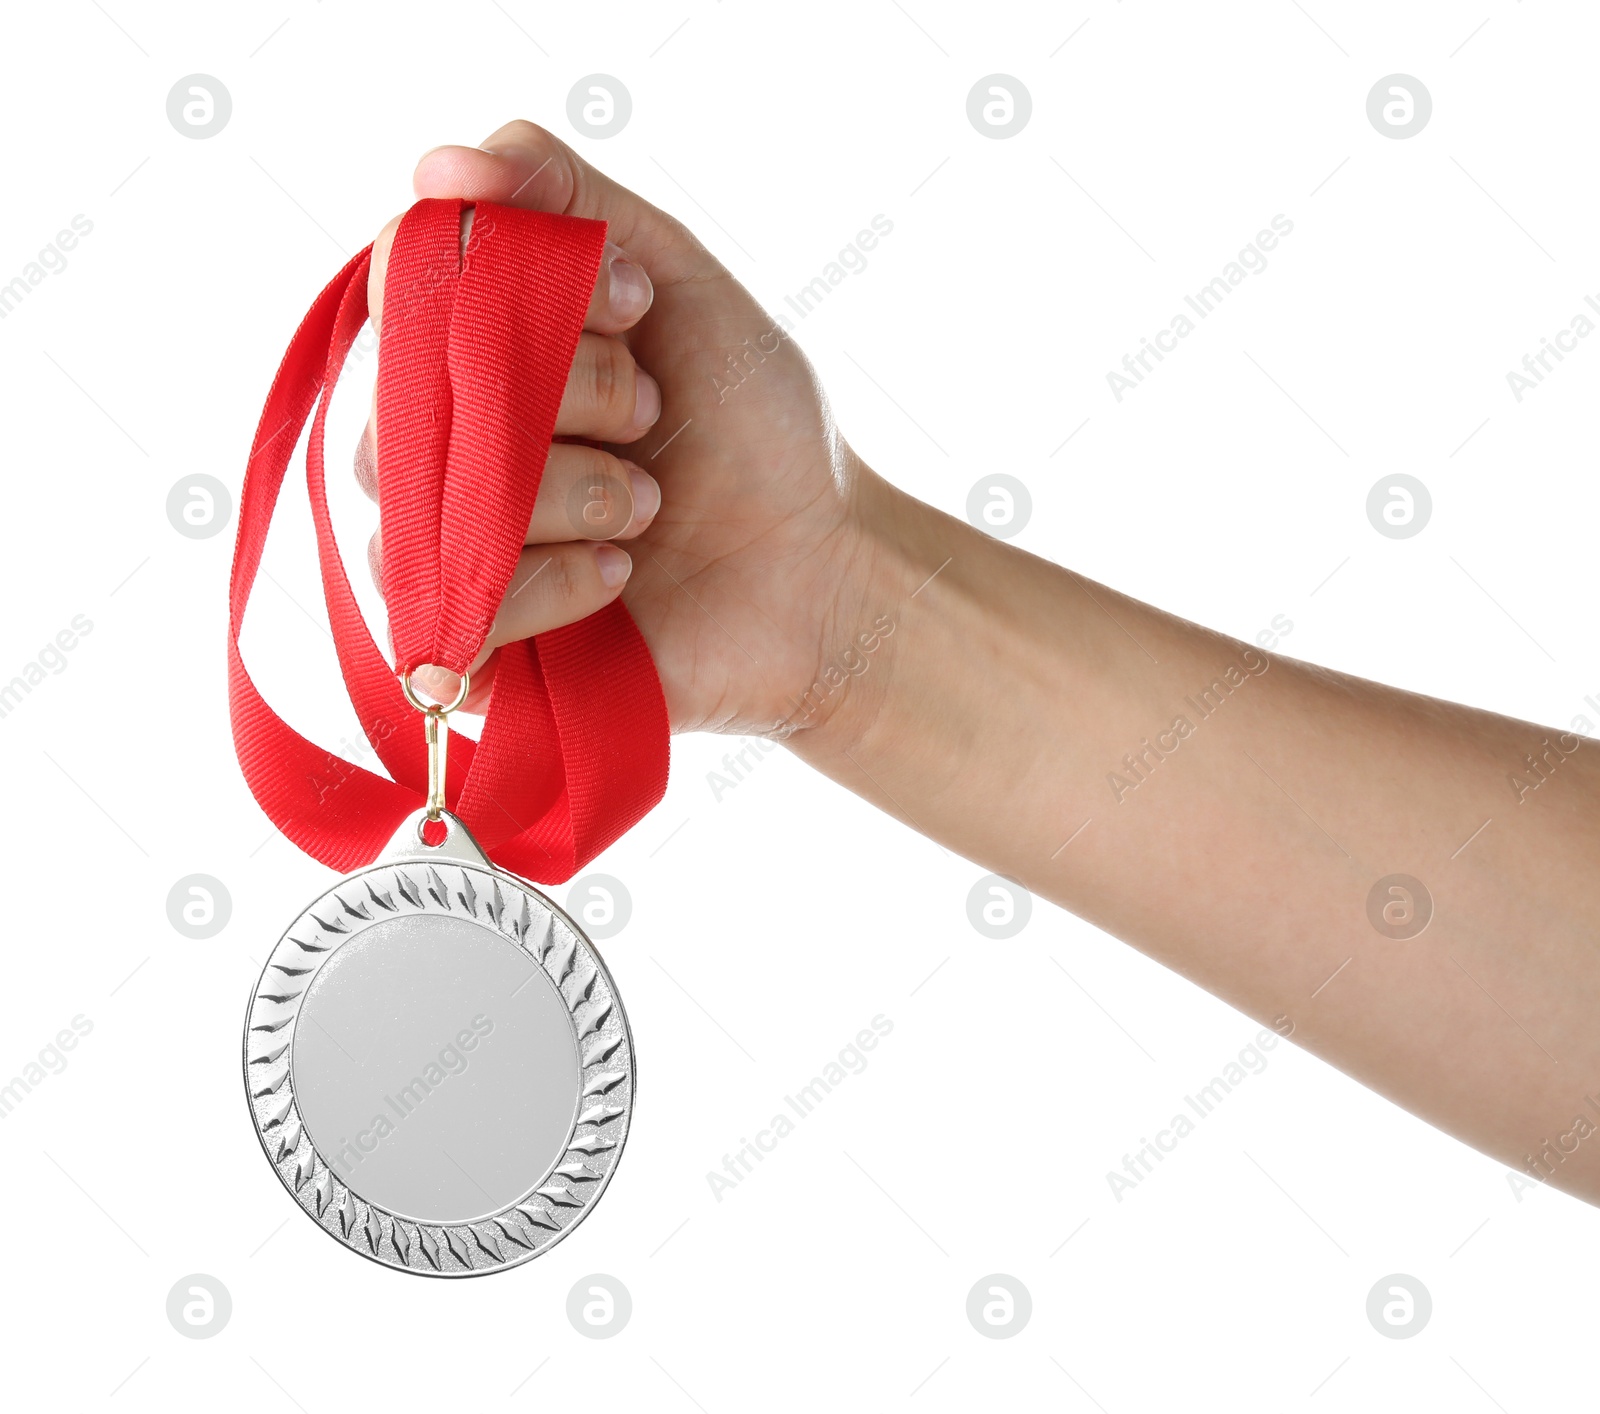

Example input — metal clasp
[398,667,471,821]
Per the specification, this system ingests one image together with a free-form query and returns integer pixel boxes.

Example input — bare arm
[792,471,1600,1200]
[383,121,1600,1205]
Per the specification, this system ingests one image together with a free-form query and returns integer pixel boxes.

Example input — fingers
[358,438,658,543]
[366,208,653,337]
[368,522,636,622]
[589,242,653,333]
[381,539,633,692]
[487,542,633,651]
[370,535,634,712]
[414,120,721,285]
[364,213,659,446]
[353,118,687,720]
[354,333,661,505]
[558,333,660,440]
[367,214,401,334]
[355,407,378,499]
[528,444,660,542]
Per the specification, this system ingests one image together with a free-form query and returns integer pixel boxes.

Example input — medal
[244,808,635,1275]
[229,199,669,1275]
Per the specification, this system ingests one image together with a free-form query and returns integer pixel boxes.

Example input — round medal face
[243,813,633,1276]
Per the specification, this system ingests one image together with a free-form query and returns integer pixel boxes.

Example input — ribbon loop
[228,200,670,883]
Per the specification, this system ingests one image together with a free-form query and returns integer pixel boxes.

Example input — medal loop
[397,665,471,715]
[398,666,471,821]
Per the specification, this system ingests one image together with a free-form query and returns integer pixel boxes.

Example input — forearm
[790,467,1600,1199]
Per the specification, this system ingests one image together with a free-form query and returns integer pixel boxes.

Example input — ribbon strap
[228,199,670,883]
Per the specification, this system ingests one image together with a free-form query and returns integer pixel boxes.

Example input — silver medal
[243,808,634,1276]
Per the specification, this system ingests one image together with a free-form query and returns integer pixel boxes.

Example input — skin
[363,120,1600,1206]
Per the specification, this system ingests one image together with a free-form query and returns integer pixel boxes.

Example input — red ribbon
[228,198,670,882]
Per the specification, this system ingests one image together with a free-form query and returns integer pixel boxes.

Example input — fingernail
[623,461,661,524]
[607,245,654,322]
[596,543,633,589]
[633,371,661,430]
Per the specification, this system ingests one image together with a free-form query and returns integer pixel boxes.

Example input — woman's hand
[360,119,889,738]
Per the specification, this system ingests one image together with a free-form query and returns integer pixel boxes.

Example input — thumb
[413,119,722,287]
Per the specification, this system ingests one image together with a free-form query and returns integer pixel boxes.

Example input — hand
[358,125,1600,1210]
[360,119,889,737]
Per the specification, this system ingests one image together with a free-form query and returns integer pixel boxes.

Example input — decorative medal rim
[242,825,634,1279]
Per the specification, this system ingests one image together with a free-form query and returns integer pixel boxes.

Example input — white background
[0,0,1595,1408]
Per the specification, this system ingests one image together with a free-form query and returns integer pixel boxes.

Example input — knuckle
[502,119,545,147]
[500,121,580,197]
[354,422,378,498]
[547,552,584,605]
[567,449,630,537]
[584,337,635,424]
[374,213,402,256]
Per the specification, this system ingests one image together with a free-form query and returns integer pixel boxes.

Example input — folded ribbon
[228,198,669,882]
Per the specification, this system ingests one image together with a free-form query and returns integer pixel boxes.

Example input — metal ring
[398,666,471,715]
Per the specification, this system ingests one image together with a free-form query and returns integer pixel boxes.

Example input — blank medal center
[292,912,580,1225]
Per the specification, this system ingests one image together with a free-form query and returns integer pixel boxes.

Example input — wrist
[784,465,1090,877]
[785,465,977,760]
[773,465,913,749]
